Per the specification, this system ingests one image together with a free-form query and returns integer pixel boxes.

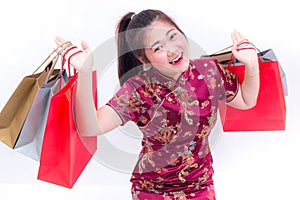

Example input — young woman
[55,9,259,200]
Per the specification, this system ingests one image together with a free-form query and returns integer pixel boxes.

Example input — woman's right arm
[75,71,122,136]
[76,71,122,136]
[55,36,122,136]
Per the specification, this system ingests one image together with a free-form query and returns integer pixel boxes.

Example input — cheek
[149,53,167,64]
[177,37,189,51]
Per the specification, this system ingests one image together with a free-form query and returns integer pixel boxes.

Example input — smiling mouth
[169,52,183,65]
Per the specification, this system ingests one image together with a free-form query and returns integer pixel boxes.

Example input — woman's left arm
[227,30,260,110]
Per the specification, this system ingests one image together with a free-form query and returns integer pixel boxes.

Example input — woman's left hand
[55,36,94,73]
[231,30,258,67]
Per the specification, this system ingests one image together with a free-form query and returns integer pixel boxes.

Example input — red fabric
[37,71,98,188]
[219,60,286,131]
[107,59,239,197]
[132,183,215,200]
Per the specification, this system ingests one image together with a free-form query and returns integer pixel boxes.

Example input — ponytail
[116,10,186,86]
[116,12,142,86]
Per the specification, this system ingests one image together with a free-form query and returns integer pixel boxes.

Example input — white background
[0,0,299,199]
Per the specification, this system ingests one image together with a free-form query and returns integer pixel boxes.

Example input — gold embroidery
[138,142,155,174]
[201,100,210,109]
[154,120,181,143]
[178,144,199,183]
[172,87,199,125]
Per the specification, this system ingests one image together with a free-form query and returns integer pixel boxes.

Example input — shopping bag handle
[43,54,65,85]
[59,47,83,88]
[212,42,261,55]
[211,45,232,55]
[31,41,72,75]
[43,41,74,85]
[61,46,80,76]
[226,42,263,67]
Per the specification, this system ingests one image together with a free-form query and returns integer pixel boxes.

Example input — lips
[169,52,183,65]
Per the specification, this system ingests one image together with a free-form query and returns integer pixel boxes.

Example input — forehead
[144,21,177,44]
[148,20,176,31]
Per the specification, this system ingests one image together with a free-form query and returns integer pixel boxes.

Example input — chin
[178,58,189,72]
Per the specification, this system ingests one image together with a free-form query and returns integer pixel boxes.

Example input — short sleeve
[194,58,239,103]
[214,60,239,102]
[106,79,146,126]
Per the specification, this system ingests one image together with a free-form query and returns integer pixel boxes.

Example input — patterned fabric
[131,183,215,200]
[107,58,239,199]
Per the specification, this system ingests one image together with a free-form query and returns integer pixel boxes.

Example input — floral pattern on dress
[107,58,238,199]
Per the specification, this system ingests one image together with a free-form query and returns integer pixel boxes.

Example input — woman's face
[141,20,189,80]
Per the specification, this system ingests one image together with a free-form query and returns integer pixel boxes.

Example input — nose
[167,51,175,57]
[165,43,177,57]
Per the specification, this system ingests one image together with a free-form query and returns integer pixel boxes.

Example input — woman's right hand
[55,36,94,73]
[230,30,258,69]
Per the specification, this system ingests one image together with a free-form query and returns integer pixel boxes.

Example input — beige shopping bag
[0,41,72,148]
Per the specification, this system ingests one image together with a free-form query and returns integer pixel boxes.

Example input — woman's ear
[138,56,146,64]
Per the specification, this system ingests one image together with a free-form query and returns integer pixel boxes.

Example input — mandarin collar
[145,61,193,89]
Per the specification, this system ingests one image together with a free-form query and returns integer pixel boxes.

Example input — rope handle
[44,42,73,84]
[211,38,261,55]
[32,41,72,75]
[59,48,83,88]
[211,45,233,55]
[227,42,262,67]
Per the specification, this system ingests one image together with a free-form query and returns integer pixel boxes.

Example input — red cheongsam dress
[107,58,239,200]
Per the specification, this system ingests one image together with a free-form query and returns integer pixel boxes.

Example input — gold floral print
[154,119,181,143]
[173,191,188,200]
[167,153,180,166]
[138,141,155,174]
[178,141,199,183]
[108,59,238,199]
[201,100,210,109]
[207,77,217,89]
[171,86,199,125]
[225,90,238,101]
[139,179,155,191]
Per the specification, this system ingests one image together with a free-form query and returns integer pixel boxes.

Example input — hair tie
[131,13,136,20]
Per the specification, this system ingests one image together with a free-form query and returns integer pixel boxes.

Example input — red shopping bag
[37,70,98,188]
[218,59,286,131]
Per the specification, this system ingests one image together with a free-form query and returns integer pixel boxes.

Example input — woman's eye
[154,45,163,52]
[170,33,177,40]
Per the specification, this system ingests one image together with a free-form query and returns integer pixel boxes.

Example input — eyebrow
[150,28,175,49]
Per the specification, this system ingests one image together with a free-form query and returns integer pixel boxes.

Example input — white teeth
[169,53,182,64]
[174,54,181,62]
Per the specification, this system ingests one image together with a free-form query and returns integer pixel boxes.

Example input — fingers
[55,37,91,54]
[54,36,73,55]
[231,30,239,55]
[231,46,238,57]
[55,36,68,46]
[54,37,90,63]
[231,30,248,45]
[231,30,253,55]
[235,31,244,43]
[62,46,82,62]
[81,40,91,53]
[54,35,80,58]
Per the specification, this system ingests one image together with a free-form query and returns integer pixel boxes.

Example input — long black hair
[116,9,185,86]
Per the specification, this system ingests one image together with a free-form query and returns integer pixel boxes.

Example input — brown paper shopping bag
[14,69,68,160]
[0,42,72,148]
